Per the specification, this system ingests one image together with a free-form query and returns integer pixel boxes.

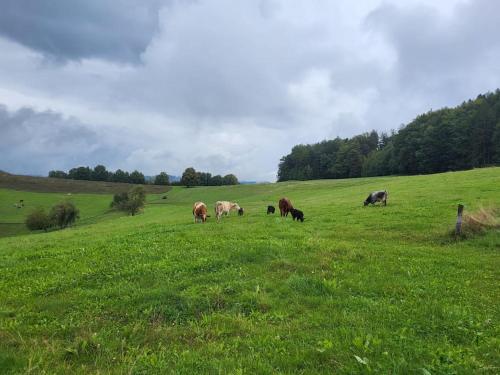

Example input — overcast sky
[1,0,499,181]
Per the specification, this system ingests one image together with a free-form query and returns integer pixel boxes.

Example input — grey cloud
[0,105,128,174]
[365,0,500,101]
[114,0,341,122]
[1,1,499,181]
[0,0,167,63]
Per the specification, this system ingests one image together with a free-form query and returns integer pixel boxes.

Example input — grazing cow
[278,198,293,217]
[290,208,304,222]
[215,201,241,221]
[193,201,208,223]
[238,207,244,216]
[267,205,275,214]
[364,190,388,206]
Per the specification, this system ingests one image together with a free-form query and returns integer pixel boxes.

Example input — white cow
[214,201,240,221]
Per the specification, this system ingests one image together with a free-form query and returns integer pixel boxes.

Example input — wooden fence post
[456,204,464,235]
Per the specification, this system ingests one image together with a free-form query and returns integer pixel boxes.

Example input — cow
[267,205,275,214]
[215,201,241,221]
[290,208,304,222]
[238,207,244,216]
[278,198,293,217]
[363,190,388,206]
[193,201,208,223]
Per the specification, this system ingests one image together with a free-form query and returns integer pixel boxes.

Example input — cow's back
[279,197,293,210]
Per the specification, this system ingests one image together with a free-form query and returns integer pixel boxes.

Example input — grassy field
[0,168,499,374]
[0,173,170,238]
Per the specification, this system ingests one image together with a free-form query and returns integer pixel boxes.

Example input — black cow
[364,190,388,206]
[267,205,275,214]
[290,208,304,222]
[238,207,244,216]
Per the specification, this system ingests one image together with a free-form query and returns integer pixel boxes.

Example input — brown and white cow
[193,201,208,223]
[215,201,241,221]
[278,197,293,217]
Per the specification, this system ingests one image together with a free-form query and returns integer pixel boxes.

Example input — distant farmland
[0,171,171,194]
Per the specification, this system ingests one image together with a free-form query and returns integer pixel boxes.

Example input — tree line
[49,166,170,185]
[179,167,239,187]
[48,165,240,187]
[277,90,500,181]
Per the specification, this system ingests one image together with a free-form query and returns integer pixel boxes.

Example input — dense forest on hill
[277,90,500,181]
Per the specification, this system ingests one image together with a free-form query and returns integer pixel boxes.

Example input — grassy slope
[0,190,121,238]
[0,168,499,374]
[0,189,167,238]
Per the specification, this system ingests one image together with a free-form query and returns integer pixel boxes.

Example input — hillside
[0,168,499,373]
[0,171,171,194]
[278,90,500,181]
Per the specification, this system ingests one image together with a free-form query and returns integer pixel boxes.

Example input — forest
[277,90,500,181]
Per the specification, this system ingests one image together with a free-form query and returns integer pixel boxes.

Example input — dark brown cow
[278,197,293,217]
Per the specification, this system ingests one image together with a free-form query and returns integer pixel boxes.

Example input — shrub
[49,201,80,229]
[111,192,129,208]
[25,208,52,231]
[111,186,146,215]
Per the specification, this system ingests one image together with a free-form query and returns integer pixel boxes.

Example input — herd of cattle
[192,190,388,223]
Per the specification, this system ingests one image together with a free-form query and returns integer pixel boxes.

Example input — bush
[111,192,129,208]
[111,186,146,215]
[25,208,52,231]
[49,201,80,229]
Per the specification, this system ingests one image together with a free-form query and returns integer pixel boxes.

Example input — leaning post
[456,204,464,235]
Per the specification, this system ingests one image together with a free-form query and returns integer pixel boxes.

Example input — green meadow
[0,168,499,373]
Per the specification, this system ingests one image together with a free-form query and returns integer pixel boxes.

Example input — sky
[1,0,499,181]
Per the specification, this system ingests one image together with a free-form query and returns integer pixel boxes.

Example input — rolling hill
[0,171,171,194]
[0,168,498,373]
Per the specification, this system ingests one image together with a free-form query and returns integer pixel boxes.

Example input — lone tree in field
[49,201,80,229]
[154,172,170,185]
[111,186,146,215]
[181,167,199,187]
[25,208,52,232]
